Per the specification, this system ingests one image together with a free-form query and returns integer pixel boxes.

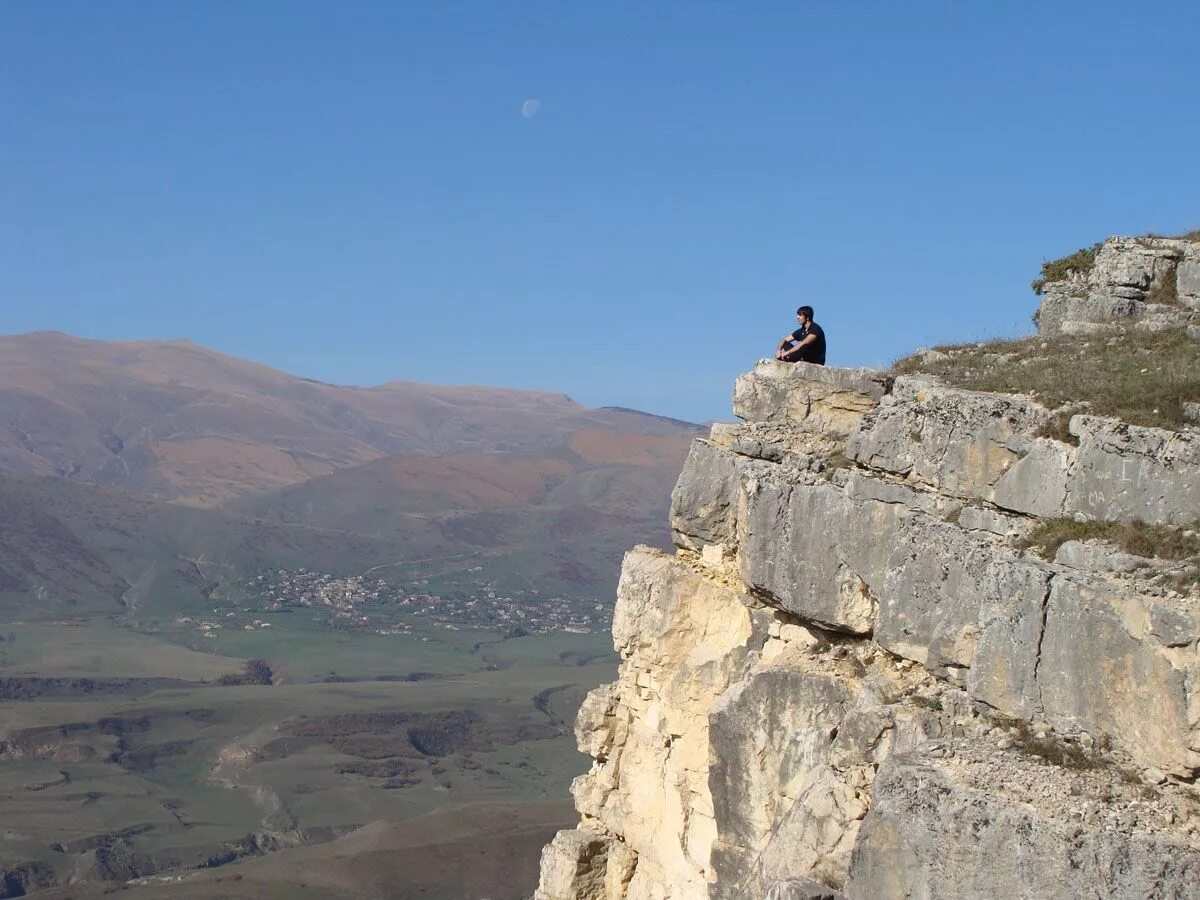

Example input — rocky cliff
[533,236,1200,899]
[1035,234,1200,337]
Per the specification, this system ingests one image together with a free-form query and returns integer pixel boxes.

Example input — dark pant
[782,346,824,365]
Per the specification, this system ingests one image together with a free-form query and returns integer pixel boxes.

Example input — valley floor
[0,615,615,898]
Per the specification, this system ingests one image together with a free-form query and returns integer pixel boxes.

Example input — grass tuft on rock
[1034,410,1082,445]
[891,327,1200,430]
[1031,242,1103,295]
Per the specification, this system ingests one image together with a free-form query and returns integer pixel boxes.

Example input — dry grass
[1034,409,1082,445]
[891,327,1200,430]
[1137,229,1199,242]
[1146,274,1179,306]
[822,450,857,471]
[992,716,1100,770]
[1018,518,1200,592]
[993,718,1155,795]
[1017,518,1200,561]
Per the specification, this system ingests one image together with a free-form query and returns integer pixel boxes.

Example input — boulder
[533,828,615,900]
[1036,291,1143,336]
[990,439,1071,517]
[1053,538,1144,573]
[669,437,783,556]
[733,361,891,436]
[738,477,900,636]
[1180,257,1200,307]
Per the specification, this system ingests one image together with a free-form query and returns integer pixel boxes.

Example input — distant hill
[228,430,690,523]
[0,332,700,505]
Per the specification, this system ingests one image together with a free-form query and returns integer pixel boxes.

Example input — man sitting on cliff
[775,305,827,365]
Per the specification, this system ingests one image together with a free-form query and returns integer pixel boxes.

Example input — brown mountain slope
[0,332,699,505]
[228,430,692,521]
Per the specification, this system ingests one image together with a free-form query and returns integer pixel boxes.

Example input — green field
[0,468,632,896]
[0,615,616,897]
[0,623,244,680]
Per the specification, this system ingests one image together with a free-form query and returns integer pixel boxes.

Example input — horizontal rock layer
[537,358,1200,899]
[846,375,1200,526]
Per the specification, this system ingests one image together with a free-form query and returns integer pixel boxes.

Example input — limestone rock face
[535,358,1200,900]
[840,378,1200,526]
[845,753,1200,899]
[536,547,768,900]
[844,376,1050,499]
[1035,236,1200,335]
[1068,415,1200,525]
[1181,258,1200,308]
[536,828,619,900]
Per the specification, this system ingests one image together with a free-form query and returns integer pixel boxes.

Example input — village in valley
[179,568,612,640]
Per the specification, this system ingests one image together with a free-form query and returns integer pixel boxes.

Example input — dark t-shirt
[790,322,827,365]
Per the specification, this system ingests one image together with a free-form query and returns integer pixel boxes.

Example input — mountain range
[0,331,702,610]
[0,331,697,505]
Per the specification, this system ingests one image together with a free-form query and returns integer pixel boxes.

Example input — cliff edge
[535,235,1200,899]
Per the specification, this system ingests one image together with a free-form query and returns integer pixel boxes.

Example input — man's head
[796,305,814,325]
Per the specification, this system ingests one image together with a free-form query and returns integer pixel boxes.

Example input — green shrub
[217,658,274,686]
[1031,242,1104,295]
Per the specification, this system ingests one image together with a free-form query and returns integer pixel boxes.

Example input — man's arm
[780,333,816,361]
[775,334,794,359]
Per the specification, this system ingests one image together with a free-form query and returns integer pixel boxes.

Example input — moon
[521,98,542,119]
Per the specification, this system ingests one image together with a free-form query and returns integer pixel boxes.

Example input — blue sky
[3,2,1198,422]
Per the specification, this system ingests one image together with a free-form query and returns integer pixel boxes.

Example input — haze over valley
[0,331,700,898]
